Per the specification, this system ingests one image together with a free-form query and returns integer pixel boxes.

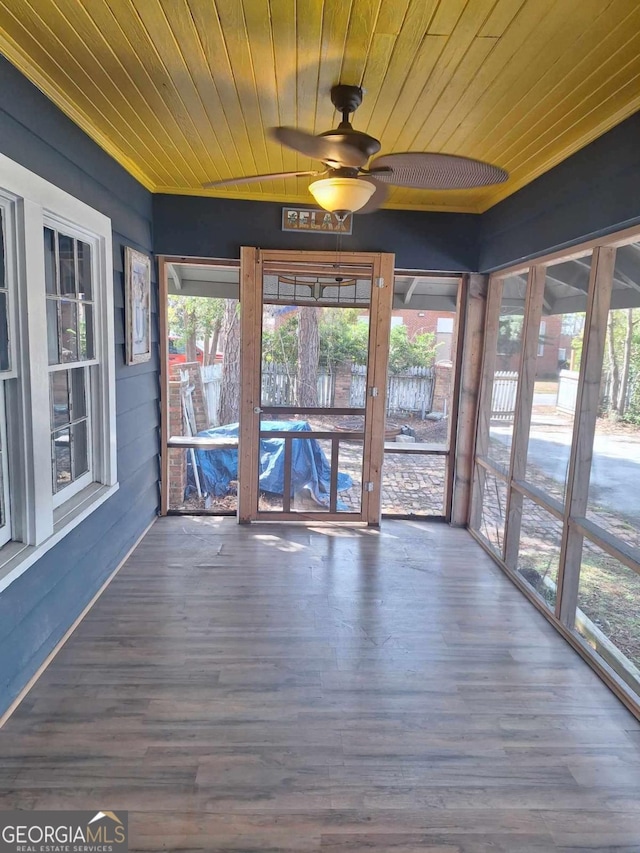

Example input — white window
[45,225,96,506]
[390,316,404,328]
[538,320,546,357]
[0,153,118,592]
[0,200,16,550]
[436,317,454,334]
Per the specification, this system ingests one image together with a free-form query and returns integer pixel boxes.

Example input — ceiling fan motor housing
[323,84,381,161]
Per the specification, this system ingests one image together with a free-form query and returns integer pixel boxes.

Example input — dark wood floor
[2,517,640,852]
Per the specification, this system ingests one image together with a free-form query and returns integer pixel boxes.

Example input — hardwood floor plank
[1,517,639,851]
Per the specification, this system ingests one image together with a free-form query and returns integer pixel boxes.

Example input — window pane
[383,307,454,451]
[576,539,640,691]
[50,371,70,429]
[0,216,9,373]
[78,302,94,360]
[58,233,76,296]
[0,292,8,372]
[0,210,5,289]
[471,466,507,558]
[586,253,640,555]
[70,367,87,420]
[44,227,57,294]
[488,274,527,468]
[77,241,92,300]
[338,440,362,513]
[381,452,446,516]
[60,300,78,362]
[47,299,60,365]
[72,420,89,476]
[525,256,590,504]
[0,421,5,530]
[515,497,561,610]
[52,428,71,491]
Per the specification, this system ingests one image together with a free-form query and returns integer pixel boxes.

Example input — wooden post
[363,253,394,525]
[158,256,170,516]
[503,265,546,568]
[556,246,616,624]
[469,276,504,532]
[238,246,260,522]
[451,274,486,526]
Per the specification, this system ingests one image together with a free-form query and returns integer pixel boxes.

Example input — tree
[318,308,368,368]
[388,325,438,374]
[496,314,524,368]
[604,308,638,419]
[167,294,225,366]
[261,311,298,366]
[297,306,320,406]
[218,300,241,424]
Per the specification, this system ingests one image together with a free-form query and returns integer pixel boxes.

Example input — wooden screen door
[238,247,395,523]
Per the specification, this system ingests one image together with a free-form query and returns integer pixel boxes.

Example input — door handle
[254,406,263,414]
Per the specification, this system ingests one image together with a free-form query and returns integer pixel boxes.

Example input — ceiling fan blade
[356,178,390,214]
[369,152,509,190]
[269,127,368,168]
[202,170,322,188]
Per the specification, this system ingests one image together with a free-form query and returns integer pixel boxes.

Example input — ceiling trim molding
[478,93,640,211]
[0,37,157,192]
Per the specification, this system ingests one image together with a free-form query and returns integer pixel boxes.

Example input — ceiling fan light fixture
[308,177,376,215]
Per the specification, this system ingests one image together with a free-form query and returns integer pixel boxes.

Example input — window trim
[0,191,19,381]
[0,385,10,549]
[0,151,118,591]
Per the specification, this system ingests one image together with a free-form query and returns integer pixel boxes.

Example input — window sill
[0,481,119,594]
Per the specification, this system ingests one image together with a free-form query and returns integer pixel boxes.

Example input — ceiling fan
[202,84,509,217]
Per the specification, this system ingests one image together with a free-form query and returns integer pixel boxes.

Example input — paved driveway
[493,425,640,518]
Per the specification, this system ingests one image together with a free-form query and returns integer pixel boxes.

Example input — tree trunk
[617,308,635,417]
[185,309,197,362]
[607,312,620,417]
[219,300,241,425]
[297,307,320,407]
[209,318,222,366]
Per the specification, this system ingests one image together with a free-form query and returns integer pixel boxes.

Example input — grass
[577,548,640,670]
[517,544,640,671]
[534,380,559,395]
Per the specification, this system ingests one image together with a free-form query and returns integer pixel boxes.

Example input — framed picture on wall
[125,246,151,364]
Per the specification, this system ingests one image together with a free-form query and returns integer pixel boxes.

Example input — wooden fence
[201,364,223,426]
[260,363,336,407]
[349,365,435,417]
[203,363,337,421]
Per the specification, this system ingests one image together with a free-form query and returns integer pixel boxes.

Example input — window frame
[0,385,10,549]
[469,235,640,718]
[0,152,118,594]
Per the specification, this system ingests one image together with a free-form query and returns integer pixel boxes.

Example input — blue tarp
[185,420,352,508]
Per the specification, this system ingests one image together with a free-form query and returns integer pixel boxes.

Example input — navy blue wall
[0,57,158,714]
[480,112,640,272]
[153,194,480,272]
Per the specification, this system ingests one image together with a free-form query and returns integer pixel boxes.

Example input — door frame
[238,247,395,524]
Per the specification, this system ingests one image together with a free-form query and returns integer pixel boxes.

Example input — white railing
[491,371,518,421]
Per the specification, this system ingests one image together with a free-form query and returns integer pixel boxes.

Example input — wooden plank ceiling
[1,0,639,212]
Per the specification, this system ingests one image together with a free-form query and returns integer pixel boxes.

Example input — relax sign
[282,207,353,234]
